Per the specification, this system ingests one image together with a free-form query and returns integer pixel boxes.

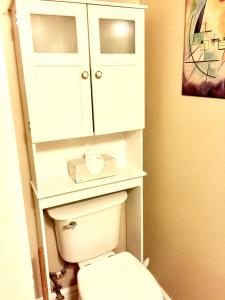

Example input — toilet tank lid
[47,191,127,221]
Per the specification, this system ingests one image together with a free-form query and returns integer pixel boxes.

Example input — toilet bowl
[47,191,164,300]
[78,251,163,300]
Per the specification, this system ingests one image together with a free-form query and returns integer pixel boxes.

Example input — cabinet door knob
[81,71,89,79]
[95,71,102,79]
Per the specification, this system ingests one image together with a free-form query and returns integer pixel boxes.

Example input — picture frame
[182,0,225,99]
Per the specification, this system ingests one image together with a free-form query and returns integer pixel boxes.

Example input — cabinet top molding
[48,0,147,9]
[10,0,147,11]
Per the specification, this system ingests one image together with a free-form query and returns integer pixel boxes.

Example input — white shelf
[31,166,147,199]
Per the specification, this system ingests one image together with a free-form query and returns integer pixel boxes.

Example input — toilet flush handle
[63,221,77,230]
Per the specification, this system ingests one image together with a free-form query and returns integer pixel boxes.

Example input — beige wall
[0,27,35,300]
[0,0,42,296]
[141,0,225,299]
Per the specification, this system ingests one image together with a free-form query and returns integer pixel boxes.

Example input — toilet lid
[78,252,163,300]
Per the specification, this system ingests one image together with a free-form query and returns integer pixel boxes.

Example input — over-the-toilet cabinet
[15,1,145,143]
[12,1,146,297]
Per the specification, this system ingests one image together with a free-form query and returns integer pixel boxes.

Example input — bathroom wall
[0,0,138,298]
[0,27,35,300]
[141,0,225,299]
[5,0,225,299]
[0,0,43,296]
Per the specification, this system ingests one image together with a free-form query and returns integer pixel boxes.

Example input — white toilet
[47,191,164,300]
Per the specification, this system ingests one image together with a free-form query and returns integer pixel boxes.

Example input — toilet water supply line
[49,263,69,300]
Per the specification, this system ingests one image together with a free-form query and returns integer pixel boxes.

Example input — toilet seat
[78,252,163,300]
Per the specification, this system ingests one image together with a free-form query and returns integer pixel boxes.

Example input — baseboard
[36,282,172,300]
[36,285,78,300]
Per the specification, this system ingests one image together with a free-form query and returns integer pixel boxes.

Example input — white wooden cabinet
[88,5,145,135]
[11,0,147,298]
[14,2,93,143]
[13,0,145,143]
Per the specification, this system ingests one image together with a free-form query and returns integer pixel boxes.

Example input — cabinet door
[16,2,93,143]
[88,5,145,135]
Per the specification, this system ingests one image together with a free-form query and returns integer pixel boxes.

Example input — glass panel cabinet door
[88,5,145,135]
[15,2,93,142]
[99,19,135,54]
[31,14,78,53]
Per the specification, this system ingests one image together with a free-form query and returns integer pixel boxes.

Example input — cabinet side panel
[127,185,143,261]
[125,130,143,169]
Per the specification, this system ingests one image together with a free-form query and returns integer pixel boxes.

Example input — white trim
[36,285,78,300]
[160,285,172,300]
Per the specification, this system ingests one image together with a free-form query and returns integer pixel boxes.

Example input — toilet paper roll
[85,149,105,176]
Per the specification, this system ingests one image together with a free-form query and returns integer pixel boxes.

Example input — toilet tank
[47,191,127,263]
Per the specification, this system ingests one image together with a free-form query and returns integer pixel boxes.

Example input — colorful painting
[182,0,225,98]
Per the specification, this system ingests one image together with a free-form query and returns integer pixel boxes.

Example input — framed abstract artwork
[182,0,225,99]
